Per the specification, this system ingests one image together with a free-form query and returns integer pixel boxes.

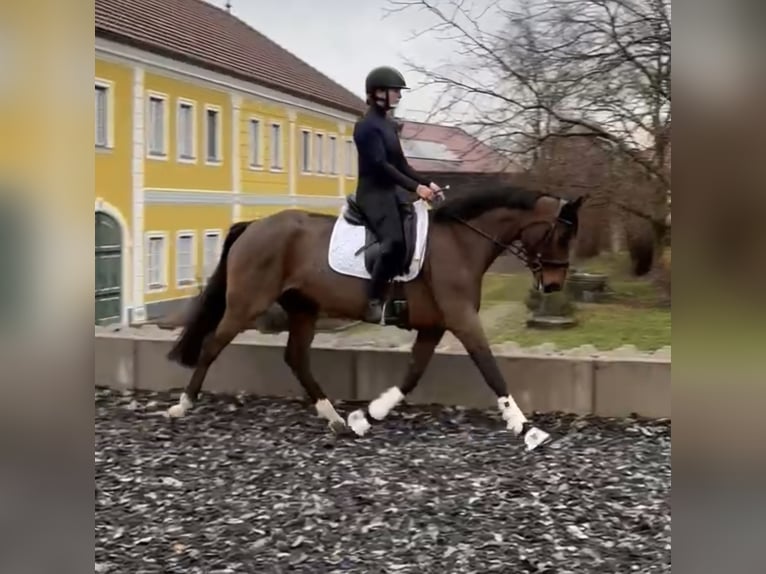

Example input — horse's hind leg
[347,327,444,436]
[167,294,273,418]
[282,297,346,433]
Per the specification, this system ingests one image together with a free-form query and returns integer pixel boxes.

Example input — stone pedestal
[566,272,611,303]
[525,290,578,330]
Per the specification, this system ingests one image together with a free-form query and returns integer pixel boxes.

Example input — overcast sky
[202,0,446,120]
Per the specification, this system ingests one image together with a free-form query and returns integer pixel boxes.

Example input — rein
[430,189,573,273]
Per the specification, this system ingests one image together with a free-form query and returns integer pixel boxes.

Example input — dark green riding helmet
[365,66,409,95]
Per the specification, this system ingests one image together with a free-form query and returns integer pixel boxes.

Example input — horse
[164,185,584,451]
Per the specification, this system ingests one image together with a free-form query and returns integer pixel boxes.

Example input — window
[175,232,195,287]
[205,106,221,162]
[203,230,222,282]
[329,135,337,175]
[300,130,311,172]
[145,234,166,291]
[345,140,355,176]
[147,95,166,156]
[315,133,324,173]
[249,118,261,167]
[270,123,282,169]
[95,83,109,147]
[177,100,195,160]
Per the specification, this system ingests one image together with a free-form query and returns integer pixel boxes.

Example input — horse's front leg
[347,327,445,436]
[284,308,346,433]
[445,308,551,451]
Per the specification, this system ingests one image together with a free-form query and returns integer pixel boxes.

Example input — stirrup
[363,300,383,323]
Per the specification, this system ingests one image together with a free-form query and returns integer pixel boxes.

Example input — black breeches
[356,190,406,299]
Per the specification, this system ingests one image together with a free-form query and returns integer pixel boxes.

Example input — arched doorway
[95,211,122,325]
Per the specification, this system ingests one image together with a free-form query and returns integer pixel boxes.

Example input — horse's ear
[571,195,585,211]
[560,195,586,220]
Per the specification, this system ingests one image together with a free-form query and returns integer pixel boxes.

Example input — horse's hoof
[524,426,552,451]
[347,409,371,437]
[327,419,346,435]
[166,393,193,419]
[166,404,187,418]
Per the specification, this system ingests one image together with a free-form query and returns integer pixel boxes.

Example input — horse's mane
[430,185,547,223]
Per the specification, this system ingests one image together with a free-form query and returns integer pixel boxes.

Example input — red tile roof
[95,0,367,116]
[398,119,521,173]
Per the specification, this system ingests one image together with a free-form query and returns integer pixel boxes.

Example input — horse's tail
[166,221,251,368]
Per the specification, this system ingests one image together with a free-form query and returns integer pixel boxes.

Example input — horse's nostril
[543,283,561,293]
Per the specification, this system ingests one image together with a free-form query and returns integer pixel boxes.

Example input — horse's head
[517,195,584,293]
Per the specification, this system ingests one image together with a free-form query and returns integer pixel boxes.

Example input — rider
[353,65,442,323]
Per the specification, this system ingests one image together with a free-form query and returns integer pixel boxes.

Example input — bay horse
[165,186,584,451]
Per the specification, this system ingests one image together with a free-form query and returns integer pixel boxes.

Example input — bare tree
[386,0,671,261]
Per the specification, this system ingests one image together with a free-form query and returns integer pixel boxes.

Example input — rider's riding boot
[363,298,385,323]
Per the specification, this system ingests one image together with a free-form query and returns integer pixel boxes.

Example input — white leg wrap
[167,392,193,418]
[347,409,371,437]
[497,395,527,435]
[368,386,405,420]
[523,426,551,451]
[315,398,345,425]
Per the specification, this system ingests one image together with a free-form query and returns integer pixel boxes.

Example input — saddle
[343,193,418,277]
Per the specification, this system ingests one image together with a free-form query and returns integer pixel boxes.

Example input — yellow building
[95,0,365,326]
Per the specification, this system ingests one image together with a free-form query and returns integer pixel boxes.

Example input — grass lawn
[480,252,671,351]
[485,302,671,351]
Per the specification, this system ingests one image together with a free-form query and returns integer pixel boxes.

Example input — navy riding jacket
[353,108,430,199]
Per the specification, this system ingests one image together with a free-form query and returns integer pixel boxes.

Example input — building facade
[94,0,365,326]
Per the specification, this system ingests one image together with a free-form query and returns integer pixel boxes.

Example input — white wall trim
[231,93,242,221]
[288,111,297,196]
[94,198,131,325]
[131,65,147,322]
[95,37,363,124]
[141,188,346,208]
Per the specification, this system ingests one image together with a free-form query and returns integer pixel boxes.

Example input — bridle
[432,190,575,274]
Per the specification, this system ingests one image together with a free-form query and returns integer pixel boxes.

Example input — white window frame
[145,232,168,294]
[204,104,223,165]
[314,132,324,174]
[328,134,338,175]
[269,121,283,171]
[248,116,263,169]
[202,229,223,284]
[95,78,114,149]
[300,128,312,174]
[176,98,197,163]
[345,139,355,177]
[175,230,197,289]
[146,91,169,159]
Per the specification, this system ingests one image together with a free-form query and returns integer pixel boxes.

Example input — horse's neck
[457,209,520,275]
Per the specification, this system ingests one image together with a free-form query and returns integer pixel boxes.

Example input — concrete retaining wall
[95,331,671,419]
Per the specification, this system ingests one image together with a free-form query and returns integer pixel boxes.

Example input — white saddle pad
[327,199,430,282]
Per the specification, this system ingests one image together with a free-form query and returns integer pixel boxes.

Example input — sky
[202,0,448,120]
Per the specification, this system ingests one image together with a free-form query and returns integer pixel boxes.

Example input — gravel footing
[96,388,671,574]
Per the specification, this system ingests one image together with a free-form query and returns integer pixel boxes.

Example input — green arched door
[95,212,122,325]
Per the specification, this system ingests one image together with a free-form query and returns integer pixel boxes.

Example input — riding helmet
[365,66,409,95]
